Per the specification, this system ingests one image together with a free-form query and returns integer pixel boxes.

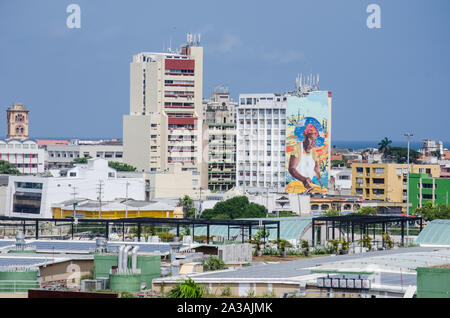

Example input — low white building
[5,158,144,218]
[44,142,123,170]
[0,139,45,174]
[329,167,352,195]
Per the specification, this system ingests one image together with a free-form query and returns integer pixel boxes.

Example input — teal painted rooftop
[416,219,450,246]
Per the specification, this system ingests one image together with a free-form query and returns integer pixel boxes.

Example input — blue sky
[0,0,449,144]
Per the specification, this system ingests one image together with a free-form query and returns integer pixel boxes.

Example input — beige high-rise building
[6,103,29,140]
[202,88,237,191]
[123,36,205,187]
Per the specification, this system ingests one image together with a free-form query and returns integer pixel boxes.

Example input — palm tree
[378,137,392,158]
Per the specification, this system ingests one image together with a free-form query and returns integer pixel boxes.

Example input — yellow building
[52,199,183,219]
[351,163,440,203]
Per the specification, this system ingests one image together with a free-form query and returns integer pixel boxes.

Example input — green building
[94,254,160,292]
[409,173,450,211]
[417,266,450,298]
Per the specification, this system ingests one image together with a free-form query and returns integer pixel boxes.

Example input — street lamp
[404,133,413,245]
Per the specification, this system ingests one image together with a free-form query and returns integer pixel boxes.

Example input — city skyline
[1,0,449,142]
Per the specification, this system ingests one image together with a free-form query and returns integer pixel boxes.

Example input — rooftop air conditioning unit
[81,279,102,292]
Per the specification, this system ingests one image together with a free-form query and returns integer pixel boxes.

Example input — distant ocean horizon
[19,136,448,152]
[332,140,448,151]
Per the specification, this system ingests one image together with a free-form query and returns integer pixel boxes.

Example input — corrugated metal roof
[415,219,450,246]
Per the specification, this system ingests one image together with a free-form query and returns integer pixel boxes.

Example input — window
[356,167,363,173]
[69,172,77,177]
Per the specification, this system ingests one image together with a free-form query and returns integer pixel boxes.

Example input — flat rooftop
[154,246,450,292]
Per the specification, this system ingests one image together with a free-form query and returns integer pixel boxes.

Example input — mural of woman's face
[303,132,317,151]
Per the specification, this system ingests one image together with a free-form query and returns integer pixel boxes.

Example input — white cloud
[261,49,305,64]
[206,33,242,54]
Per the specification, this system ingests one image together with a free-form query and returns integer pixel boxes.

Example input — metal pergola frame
[0,216,280,245]
[311,215,424,247]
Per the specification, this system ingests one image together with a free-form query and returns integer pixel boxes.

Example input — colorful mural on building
[286,91,331,193]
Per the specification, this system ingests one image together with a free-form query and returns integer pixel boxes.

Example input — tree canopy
[350,206,377,216]
[200,196,267,219]
[387,147,421,164]
[108,161,137,171]
[71,157,90,164]
[413,202,450,221]
[177,195,196,219]
[0,160,20,174]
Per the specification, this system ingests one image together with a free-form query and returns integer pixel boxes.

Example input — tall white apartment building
[123,36,205,187]
[236,93,287,193]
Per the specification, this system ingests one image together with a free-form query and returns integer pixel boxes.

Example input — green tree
[167,278,203,298]
[177,195,196,219]
[431,150,442,160]
[200,196,267,219]
[351,206,377,216]
[108,161,137,171]
[382,232,393,249]
[378,137,392,158]
[272,238,292,256]
[71,156,92,165]
[203,256,226,271]
[324,209,340,217]
[331,155,350,168]
[0,160,20,174]
[327,239,340,254]
[414,202,450,221]
[358,234,373,250]
[388,147,421,164]
[250,229,270,254]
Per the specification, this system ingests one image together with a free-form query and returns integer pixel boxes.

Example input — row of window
[239,119,286,125]
[15,182,43,189]
[238,109,286,115]
[238,181,285,188]
[168,124,196,130]
[0,144,37,149]
[14,163,38,168]
[239,96,287,105]
[165,69,194,75]
[49,152,122,158]
[164,102,194,108]
[164,80,194,86]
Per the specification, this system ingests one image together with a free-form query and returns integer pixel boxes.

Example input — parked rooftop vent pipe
[122,245,133,272]
[131,246,140,271]
[118,245,125,272]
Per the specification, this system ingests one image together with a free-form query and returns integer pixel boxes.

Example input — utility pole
[125,182,130,218]
[97,180,104,219]
[198,187,204,219]
[72,186,78,224]
[404,133,413,245]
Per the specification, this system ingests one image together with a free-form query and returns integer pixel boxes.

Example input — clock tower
[6,103,29,140]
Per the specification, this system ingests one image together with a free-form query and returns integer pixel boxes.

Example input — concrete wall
[39,259,93,284]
